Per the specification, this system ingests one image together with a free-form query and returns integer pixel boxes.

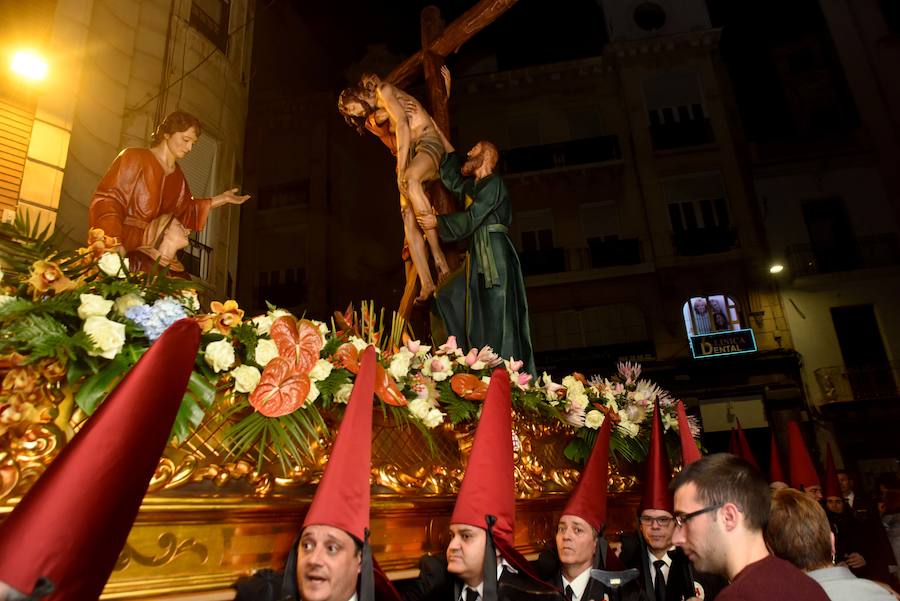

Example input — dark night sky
[266,0,609,89]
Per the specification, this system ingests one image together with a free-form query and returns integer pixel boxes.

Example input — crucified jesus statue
[338,70,451,301]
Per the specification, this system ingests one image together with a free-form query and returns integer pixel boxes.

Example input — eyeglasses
[674,503,723,528]
[639,515,674,527]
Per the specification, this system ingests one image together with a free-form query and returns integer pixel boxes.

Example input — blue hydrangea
[126,297,188,341]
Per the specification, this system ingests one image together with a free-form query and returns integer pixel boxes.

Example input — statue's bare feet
[416,283,436,302]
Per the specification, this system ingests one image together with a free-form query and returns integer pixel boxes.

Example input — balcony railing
[786,233,900,277]
[815,363,900,402]
[501,135,621,175]
[672,227,737,256]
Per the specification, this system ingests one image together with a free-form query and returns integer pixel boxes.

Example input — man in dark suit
[620,401,723,601]
[401,370,563,601]
[535,418,640,601]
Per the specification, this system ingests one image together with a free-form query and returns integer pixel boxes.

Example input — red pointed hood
[676,401,700,466]
[640,400,673,514]
[451,368,515,546]
[562,417,612,531]
[735,419,759,469]
[728,427,740,455]
[823,444,842,500]
[303,345,377,542]
[787,421,820,490]
[0,319,200,600]
[769,429,787,484]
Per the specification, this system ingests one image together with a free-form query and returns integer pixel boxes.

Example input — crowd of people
[227,372,900,601]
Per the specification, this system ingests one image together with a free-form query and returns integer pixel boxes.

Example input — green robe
[433,152,536,376]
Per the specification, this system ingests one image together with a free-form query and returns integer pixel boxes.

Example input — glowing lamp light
[10,51,48,81]
[769,263,784,274]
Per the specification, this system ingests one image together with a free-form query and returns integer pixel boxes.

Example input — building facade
[0,0,255,300]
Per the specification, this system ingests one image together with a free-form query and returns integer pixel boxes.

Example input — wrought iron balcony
[501,135,621,174]
[786,233,900,277]
[815,363,900,403]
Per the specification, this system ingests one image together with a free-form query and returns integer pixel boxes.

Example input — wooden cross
[387,0,518,321]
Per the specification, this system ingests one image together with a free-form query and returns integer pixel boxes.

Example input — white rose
[333,382,353,404]
[309,358,333,382]
[252,314,274,335]
[423,408,444,429]
[0,294,17,307]
[408,398,431,421]
[618,420,640,438]
[389,349,414,380]
[83,316,126,359]
[78,293,114,319]
[231,364,261,394]
[114,293,144,316]
[584,410,605,430]
[255,338,279,367]
[305,381,320,405]
[98,252,129,278]
[270,309,292,319]
[569,393,589,412]
[204,338,235,373]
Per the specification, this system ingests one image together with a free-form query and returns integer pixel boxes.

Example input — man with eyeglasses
[620,401,722,601]
[670,453,830,601]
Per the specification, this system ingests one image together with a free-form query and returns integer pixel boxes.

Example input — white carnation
[423,408,445,429]
[618,420,640,438]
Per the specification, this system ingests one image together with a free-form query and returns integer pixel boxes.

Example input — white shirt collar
[846,491,855,506]
[561,566,592,601]
[459,558,516,601]
[648,547,674,585]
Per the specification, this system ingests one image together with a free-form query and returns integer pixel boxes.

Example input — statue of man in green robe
[416,138,536,376]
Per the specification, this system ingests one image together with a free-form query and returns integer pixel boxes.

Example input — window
[532,304,648,352]
[663,172,735,255]
[516,209,564,275]
[643,72,714,150]
[682,295,741,336]
[178,131,219,280]
[258,179,311,211]
[191,0,230,53]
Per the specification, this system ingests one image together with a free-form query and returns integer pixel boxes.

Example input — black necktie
[653,559,666,601]
[465,587,479,601]
[565,584,574,601]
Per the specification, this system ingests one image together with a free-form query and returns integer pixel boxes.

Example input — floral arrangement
[0,214,698,475]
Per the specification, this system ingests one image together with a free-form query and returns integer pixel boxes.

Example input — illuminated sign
[689,328,757,359]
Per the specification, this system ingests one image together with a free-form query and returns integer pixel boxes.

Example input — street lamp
[10,50,48,82]
[769,263,784,274]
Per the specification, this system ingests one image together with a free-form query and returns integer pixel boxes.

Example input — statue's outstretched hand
[211,188,251,207]
[441,65,451,97]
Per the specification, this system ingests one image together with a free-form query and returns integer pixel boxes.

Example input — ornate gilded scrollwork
[115,532,208,571]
